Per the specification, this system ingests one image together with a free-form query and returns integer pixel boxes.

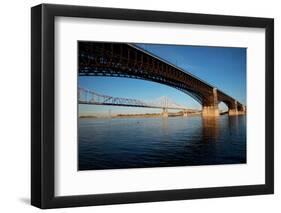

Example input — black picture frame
[31,3,274,209]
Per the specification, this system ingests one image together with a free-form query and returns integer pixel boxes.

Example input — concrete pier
[228,101,246,116]
[229,109,246,116]
[202,106,220,117]
[202,88,220,117]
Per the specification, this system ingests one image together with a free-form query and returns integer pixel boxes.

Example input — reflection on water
[202,117,219,141]
[161,118,169,131]
[79,115,246,170]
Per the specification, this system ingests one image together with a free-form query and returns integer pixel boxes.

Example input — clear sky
[79,43,246,116]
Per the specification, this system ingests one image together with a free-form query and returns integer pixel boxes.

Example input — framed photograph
[31,4,274,209]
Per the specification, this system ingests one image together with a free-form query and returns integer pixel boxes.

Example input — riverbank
[79,112,201,119]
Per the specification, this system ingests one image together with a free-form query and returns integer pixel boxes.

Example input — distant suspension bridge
[78,87,199,116]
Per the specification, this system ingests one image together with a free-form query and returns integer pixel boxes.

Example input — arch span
[79,42,246,116]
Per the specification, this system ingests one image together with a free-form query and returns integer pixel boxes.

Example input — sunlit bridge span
[79,42,246,116]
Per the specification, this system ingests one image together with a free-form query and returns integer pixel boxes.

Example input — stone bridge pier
[201,88,246,117]
[202,88,220,117]
[228,101,239,116]
[228,101,246,116]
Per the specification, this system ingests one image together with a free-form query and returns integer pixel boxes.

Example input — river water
[78,115,246,170]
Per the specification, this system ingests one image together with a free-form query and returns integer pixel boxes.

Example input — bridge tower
[202,88,220,117]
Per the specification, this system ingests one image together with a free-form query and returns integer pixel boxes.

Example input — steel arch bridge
[79,42,246,116]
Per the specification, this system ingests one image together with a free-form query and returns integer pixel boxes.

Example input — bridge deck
[78,87,197,111]
[79,42,245,110]
[79,101,196,111]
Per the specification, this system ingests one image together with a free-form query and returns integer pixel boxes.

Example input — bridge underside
[79,42,246,116]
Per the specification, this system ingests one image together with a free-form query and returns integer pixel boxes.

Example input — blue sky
[79,43,246,116]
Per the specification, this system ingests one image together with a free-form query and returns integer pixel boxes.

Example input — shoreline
[79,112,202,119]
